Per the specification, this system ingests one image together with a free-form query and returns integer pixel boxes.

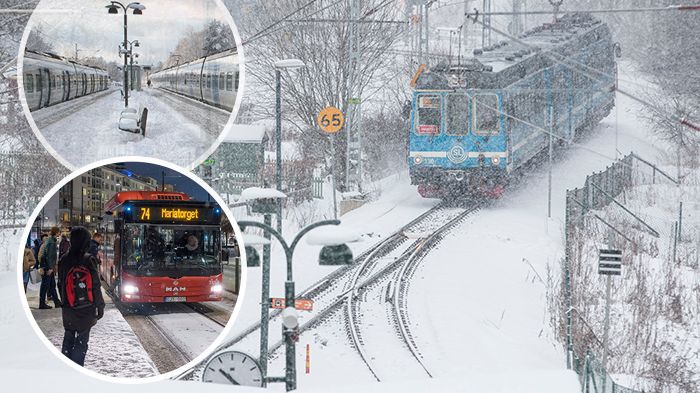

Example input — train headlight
[491,156,501,165]
[414,155,423,165]
[122,283,139,294]
[210,284,223,293]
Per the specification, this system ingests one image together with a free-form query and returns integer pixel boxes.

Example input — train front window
[123,224,221,277]
[415,95,441,135]
[446,94,469,135]
[473,94,501,136]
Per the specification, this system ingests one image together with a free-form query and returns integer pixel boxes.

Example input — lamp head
[245,245,260,267]
[318,244,353,266]
[106,4,119,14]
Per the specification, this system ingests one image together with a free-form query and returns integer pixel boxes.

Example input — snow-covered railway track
[175,200,483,380]
[32,89,117,128]
[342,202,482,381]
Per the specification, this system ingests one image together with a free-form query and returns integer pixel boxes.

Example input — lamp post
[239,217,354,391]
[106,1,145,107]
[124,39,140,91]
[273,59,306,235]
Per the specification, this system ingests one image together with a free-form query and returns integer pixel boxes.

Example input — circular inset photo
[15,0,244,170]
[17,158,246,381]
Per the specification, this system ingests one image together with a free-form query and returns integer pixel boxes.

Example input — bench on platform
[118,105,148,136]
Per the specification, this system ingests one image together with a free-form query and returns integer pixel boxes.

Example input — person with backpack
[58,226,105,367]
[39,227,62,309]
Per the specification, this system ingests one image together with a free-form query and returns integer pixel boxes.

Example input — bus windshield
[123,224,221,277]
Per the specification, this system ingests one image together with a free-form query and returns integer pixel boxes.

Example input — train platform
[26,280,158,378]
[29,87,224,168]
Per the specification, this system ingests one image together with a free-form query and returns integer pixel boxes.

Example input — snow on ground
[26,281,158,378]
[34,89,216,168]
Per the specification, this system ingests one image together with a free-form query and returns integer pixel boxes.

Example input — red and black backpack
[65,263,94,309]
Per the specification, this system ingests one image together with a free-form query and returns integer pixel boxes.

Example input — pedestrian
[39,226,62,309]
[33,234,47,262]
[59,226,105,367]
[147,78,152,88]
[23,240,36,293]
[88,232,102,263]
[59,231,70,260]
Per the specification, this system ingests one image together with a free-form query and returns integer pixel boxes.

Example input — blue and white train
[408,13,616,198]
[149,49,240,112]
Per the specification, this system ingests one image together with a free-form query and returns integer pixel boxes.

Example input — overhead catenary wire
[464,12,700,133]
[466,4,700,17]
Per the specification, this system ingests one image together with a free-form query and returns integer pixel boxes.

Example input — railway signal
[270,297,314,311]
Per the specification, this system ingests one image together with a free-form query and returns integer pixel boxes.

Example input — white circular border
[14,155,249,384]
[16,0,246,172]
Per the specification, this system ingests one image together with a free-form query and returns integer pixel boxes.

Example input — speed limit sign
[317,106,345,133]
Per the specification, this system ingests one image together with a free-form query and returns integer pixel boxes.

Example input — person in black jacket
[39,227,62,309]
[58,226,105,367]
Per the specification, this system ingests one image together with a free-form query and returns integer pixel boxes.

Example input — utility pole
[511,0,523,35]
[345,0,363,193]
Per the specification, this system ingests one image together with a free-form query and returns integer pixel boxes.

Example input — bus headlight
[414,155,423,165]
[491,156,501,165]
[210,284,223,293]
[123,283,139,294]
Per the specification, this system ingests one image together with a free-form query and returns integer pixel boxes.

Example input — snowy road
[30,88,228,168]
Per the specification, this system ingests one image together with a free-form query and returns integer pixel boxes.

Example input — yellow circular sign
[317,106,345,133]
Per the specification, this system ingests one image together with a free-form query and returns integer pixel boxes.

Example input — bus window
[473,94,501,136]
[415,95,441,135]
[24,74,34,92]
[446,94,469,135]
[123,224,220,276]
[226,72,233,91]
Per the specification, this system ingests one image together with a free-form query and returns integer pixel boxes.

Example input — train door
[41,68,51,107]
[62,72,68,101]
[82,73,87,96]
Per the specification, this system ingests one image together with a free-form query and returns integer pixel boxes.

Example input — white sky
[27,0,234,65]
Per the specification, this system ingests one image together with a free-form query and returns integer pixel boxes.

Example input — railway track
[341,202,481,381]
[176,199,485,381]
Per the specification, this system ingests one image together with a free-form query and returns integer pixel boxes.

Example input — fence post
[678,201,683,243]
[565,192,573,370]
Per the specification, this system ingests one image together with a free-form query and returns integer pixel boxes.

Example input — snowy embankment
[36,89,214,168]
[570,169,700,392]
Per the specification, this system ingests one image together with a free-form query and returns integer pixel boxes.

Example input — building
[44,165,158,229]
[196,124,267,203]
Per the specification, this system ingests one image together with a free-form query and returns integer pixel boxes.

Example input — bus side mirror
[114,220,123,233]
[221,249,229,264]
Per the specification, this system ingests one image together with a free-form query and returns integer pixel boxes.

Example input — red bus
[99,191,225,303]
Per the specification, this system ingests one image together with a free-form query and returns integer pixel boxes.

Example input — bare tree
[241,0,406,190]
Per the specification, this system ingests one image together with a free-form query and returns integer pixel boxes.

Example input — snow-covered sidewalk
[35,89,217,168]
[26,281,158,378]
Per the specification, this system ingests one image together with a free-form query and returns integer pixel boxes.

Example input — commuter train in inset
[21,50,111,111]
[149,49,240,112]
[408,13,617,198]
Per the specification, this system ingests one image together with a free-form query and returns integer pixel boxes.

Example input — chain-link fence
[562,152,677,393]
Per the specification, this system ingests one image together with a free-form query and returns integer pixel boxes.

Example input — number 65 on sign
[317,106,345,133]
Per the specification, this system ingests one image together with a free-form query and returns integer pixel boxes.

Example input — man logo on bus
[165,287,187,292]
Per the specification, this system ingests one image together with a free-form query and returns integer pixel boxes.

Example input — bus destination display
[128,205,216,224]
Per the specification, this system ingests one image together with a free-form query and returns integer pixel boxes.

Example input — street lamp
[238,216,354,391]
[273,59,306,235]
[106,1,145,107]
